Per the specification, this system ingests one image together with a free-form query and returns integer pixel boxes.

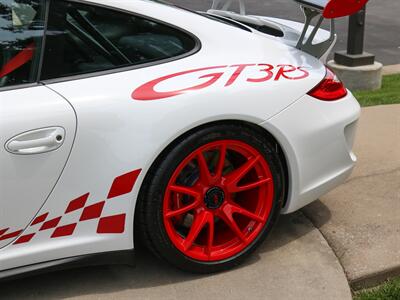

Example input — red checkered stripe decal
[0,169,141,245]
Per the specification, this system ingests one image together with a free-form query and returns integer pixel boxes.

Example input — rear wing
[294,0,368,19]
[209,0,368,58]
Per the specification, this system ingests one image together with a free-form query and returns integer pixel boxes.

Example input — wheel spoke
[206,214,215,256]
[165,201,199,218]
[214,143,227,180]
[228,177,271,193]
[197,152,213,185]
[226,203,264,223]
[182,211,213,251]
[169,185,200,198]
[166,185,201,218]
[219,204,246,241]
[225,155,261,188]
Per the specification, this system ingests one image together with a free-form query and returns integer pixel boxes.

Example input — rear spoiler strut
[209,0,369,58]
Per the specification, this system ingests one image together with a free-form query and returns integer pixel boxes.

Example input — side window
[0,0,45,88]
[41,1,197,80]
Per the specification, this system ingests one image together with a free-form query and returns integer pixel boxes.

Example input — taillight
[308,67,347,101]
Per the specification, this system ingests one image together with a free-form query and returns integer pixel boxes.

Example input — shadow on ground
[0,203,332,300]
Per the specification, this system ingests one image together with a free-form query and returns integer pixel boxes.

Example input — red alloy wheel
[163,140,274,262]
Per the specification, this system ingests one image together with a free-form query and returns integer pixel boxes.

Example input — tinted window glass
[41,1,196,80]
[0,0,45,88]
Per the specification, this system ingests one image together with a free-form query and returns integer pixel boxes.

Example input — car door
[0,0,76,248]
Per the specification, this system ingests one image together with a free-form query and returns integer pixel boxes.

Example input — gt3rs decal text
[132,64,309,101]
[0,169,141,246]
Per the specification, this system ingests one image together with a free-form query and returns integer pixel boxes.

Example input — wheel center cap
[204,187,225,209]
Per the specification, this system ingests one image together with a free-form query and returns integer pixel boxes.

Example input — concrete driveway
[0,212,351,300]
[303,104,400,290]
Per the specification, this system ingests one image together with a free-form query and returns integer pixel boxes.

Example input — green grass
[353,74,400,107]
[354,278,400,300]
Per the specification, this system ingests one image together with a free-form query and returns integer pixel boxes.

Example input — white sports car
[0,0,366,277]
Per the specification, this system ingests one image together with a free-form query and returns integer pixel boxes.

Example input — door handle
[5,127,65,155]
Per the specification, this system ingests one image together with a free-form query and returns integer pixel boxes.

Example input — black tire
[135,122,286,273]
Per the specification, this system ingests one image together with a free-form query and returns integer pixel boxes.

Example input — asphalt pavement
[170,0,400,65]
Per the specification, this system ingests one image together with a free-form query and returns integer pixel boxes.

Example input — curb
[382,64,400,75]
[350,265,400,291]
[301,211,352,292]
[302,209,400,292]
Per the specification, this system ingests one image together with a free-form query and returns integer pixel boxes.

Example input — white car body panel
[262,92,360,213]
[0,86,76,249]
[0,0,360,275]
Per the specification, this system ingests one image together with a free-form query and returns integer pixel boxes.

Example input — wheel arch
[133,119,290,245]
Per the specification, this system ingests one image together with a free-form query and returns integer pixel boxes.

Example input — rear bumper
[261,91,361,213]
